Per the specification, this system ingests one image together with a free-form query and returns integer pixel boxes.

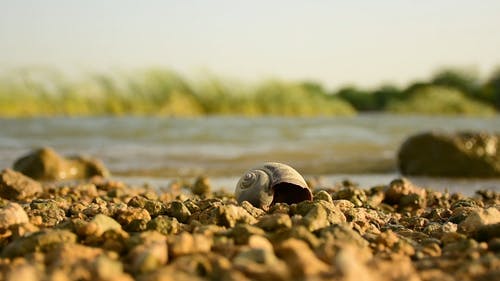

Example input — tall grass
[1,67,499,117]
[0,68,356,117]
[387,86,496,116]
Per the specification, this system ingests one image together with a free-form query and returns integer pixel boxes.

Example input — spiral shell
[235,162,312,209]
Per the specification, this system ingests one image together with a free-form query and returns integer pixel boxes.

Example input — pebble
[0,176,497,281]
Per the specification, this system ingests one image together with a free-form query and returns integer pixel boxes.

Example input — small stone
[127,231,168,274]
[314,190,333,204]
[475,223,500,242]
[28,199,67,227]
[317,224,369,248]
[256,214,292,232]
[294,200,346,226]
[459,207,500,234]
[231,224,266,245]
[419,240,442,257]
[5,264,39,281]
[240,201,265,218]
[198,204,256,228]
[449,206,477,224]
[335,245,373,281]
[2,229,77,258]
[147,216,180,235]
[165,201,191,223]
[115,207,151,232]
[192,176,211,196]
[332,199,355,212]
[167,232,212,258]
[384,178,423,205]
[83,214,122,237]
[269,225,321,249]
[300,204,329,231]
[487,237,500,252]
[0,168,42,202]
[399,193,426,210]
[44,243,131,281]
[0,202,29,230]
[331,186,367,207]
[275,238,329,277]
[233,240,289,281]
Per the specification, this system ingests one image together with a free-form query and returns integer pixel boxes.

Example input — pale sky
[1,0,500,88]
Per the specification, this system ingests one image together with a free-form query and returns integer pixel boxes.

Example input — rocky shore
[0,168,499,281]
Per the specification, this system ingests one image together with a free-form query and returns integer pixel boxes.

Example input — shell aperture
[235,162,312,209]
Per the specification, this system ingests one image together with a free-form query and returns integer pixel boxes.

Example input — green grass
[387,86,496,116]
[0,67,498,117]
[0,69,356,117]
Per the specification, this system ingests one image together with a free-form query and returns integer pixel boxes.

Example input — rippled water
[0,114,499,193]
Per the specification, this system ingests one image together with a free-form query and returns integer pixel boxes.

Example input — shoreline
[114,174,500,196]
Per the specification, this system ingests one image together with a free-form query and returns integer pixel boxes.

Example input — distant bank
[0,67,499,117]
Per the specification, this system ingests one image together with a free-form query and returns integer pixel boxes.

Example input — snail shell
[235,162,312,209]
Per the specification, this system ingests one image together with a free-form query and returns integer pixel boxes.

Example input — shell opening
[271,182,312,205]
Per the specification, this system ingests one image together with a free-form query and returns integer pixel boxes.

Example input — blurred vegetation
[387,86,496,116]
[0,66,499,117]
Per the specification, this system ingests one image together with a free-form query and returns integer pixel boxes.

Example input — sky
[1,0,500,89]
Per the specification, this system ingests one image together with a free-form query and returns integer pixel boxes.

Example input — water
[0,114,499,193]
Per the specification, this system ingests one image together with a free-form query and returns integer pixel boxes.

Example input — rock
[27,199,67,227]
[0,168,42,201]
[138,265,207,281]
[255,214,292,232]
[198,204,256,228]
[488,238,500,251]
[475,223,500,242]
[317,224,369,249]
[230,224,266,245]
[115,207,151,232]
[127,231,168,274]
[79,214,122,237]
[167,232,212,258]
[275,238,329,277]
[165,201,191,224]
[397,131,500,177]
[1,229,77,258]
[459,207,500,234]
[300,203,329,231]
[335,245,374,281]
[128,196,166,217]
[314,190,334,204]
[147,216,180,235]
[13,147,110,180]
[240,201,265,218]
[399,193,426,211]
[331,186,367,207]
[4,264,39,281]
[332,199,355,212]
[44,243,132,281]
[424,222,457,239]
[0,202,29,230]
[233,236,289,281]
[384,178,424,205]
[293,200,346,226]
[192,176,211,196]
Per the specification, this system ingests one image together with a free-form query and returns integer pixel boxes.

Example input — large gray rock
[397,131,500,177]
[13,147,110,180]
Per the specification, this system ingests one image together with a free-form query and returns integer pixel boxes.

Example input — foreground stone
[0,168,42,202]
[13,147,110,180]
[398,131,500,177]
[0,176,498,281]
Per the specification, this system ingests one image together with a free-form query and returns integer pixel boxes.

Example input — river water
[0,114,499,193]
